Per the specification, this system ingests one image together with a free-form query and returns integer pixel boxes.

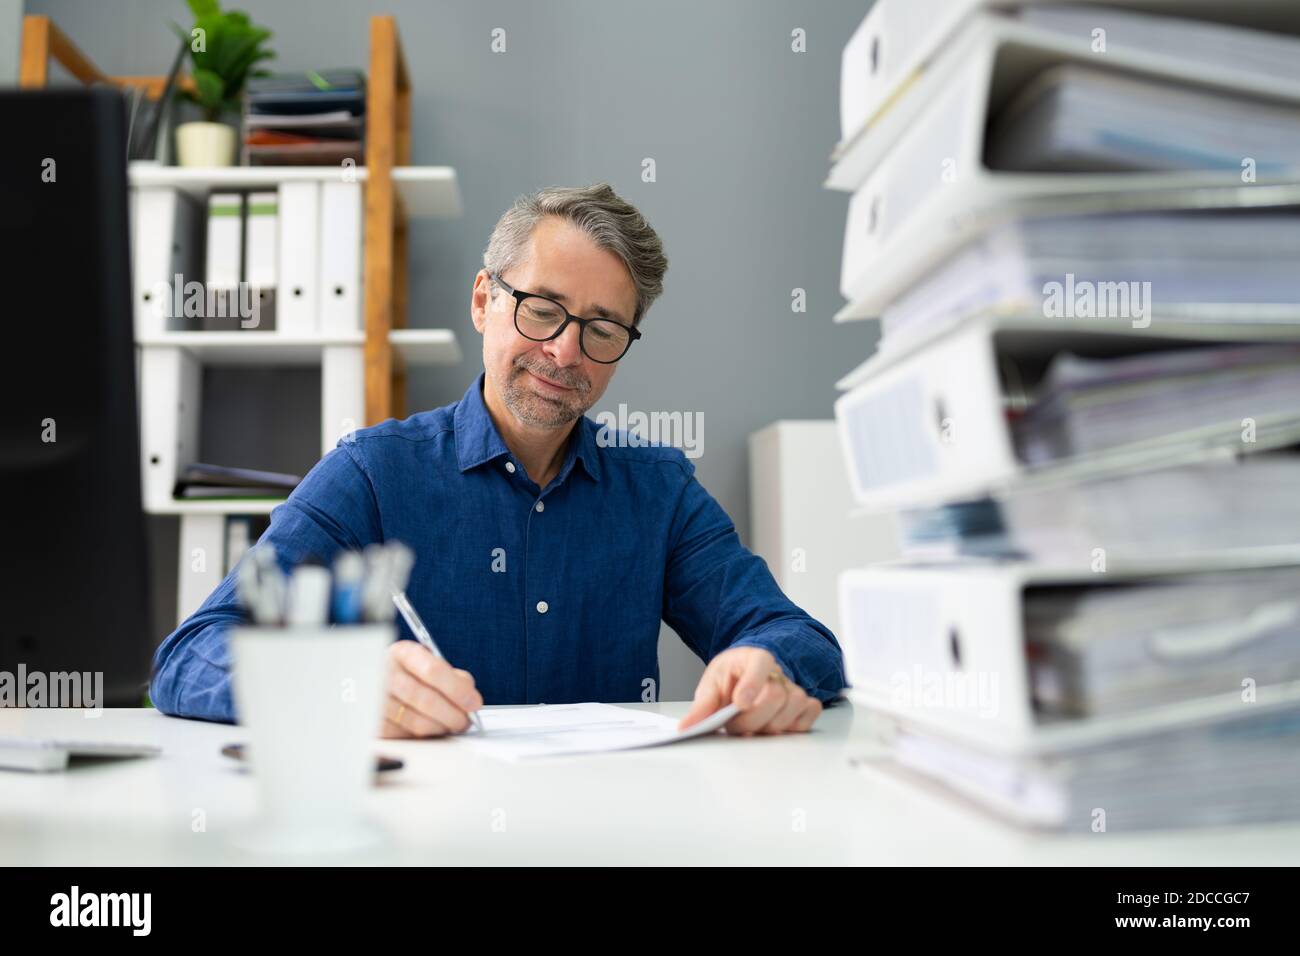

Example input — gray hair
[483,183,668,326]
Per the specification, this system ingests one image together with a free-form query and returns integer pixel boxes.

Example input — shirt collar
[455,372,602,483]
[572,408,603,482]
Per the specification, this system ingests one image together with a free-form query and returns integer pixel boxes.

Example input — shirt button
[536,600,549,614]
[504,461,516,474]
[535,500,545,513]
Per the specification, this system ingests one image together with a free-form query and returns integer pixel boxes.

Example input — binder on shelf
[898,450,1300,569]
[138,346,201,513]
[276,180,320,334]
[861,697,1300,831]
[132,186,203,337]
[866,206,1300,360]
[318,180,363,333]
[321,345,365,456]
[202,192,243,332]
[831,1,1300,193]
[835,0,986,178]
[833,314,1300,512]
[243,190,278,331]
[834,12,1300,321]
[177,514,226,621]
[837,558,1300,757]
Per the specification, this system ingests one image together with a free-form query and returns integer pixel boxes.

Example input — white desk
[3,701,1298,865]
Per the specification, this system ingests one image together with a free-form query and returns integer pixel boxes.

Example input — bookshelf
[21,14,463,623]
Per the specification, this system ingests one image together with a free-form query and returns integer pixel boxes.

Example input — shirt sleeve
[149,442,385,723]
[661,464,848,704]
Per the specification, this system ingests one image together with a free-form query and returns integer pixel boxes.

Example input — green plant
[172,0,275,123]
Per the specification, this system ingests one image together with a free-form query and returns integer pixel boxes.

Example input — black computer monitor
[0,88,153,707]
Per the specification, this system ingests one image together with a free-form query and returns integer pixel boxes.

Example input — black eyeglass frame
[489,272,641,364]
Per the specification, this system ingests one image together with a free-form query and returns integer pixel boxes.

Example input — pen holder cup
[230,624,392,853]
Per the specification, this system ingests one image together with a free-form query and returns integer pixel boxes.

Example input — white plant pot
[176,120,237,167]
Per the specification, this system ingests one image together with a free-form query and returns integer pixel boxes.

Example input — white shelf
[391,168,463,218]
[390,328,461,367]
[138,328,460,367]
[149,498,285,516]
[128,162,462,218]
[138,331,361,364]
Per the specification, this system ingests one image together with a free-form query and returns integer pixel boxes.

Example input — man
[151,183,846,737]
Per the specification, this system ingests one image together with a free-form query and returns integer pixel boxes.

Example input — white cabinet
[748,420,898,639]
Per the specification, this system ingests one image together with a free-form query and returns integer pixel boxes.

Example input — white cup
[230,624,392,854]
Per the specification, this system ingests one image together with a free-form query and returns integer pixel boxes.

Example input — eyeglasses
[489,272,641,364]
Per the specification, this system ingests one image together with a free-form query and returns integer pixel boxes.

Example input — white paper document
[458,702,740,761]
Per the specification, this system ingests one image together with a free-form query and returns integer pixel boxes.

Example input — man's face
[471,217,638,430]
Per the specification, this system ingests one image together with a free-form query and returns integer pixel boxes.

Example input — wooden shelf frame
[365,16,413,424]
[19,14,195,99]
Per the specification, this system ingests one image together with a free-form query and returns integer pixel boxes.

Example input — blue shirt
[150,373,847,722]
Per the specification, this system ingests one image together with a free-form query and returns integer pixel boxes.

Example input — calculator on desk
[0,738,162,773]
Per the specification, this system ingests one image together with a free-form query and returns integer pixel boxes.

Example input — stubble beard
[499,355,593,428]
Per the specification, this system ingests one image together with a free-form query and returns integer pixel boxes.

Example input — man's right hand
[380,641,483,738]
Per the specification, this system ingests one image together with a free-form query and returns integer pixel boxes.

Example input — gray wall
[1,0,21,81]
[26,0,879,699]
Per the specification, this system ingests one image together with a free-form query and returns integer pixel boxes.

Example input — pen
[391,588,484,734]
[286,564,331,627]
[237,544,286,625]
[331,550,365,624]
[360,543,398,624]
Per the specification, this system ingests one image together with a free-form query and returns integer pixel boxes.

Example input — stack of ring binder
[829,0,1300,831]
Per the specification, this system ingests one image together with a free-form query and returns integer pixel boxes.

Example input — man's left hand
[678,646,822,735]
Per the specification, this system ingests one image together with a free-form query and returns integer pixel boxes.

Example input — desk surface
[3,701,1298,865]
